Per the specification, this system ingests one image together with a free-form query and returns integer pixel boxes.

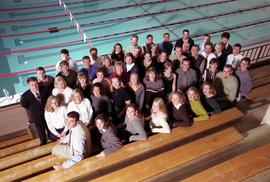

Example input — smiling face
[51,98,59,110]
[93,86,101,97]
[202,84,211,96]
[187,90,196,101]
[111,77,121,89]
[95,119,105,130]
[73,92,83,104]
[36,70,45,81]
[67,116,77,129]
[171,93,181,106]
[126,106,136,120]
[28,80,39,93]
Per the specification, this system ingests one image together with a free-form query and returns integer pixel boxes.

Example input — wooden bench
[92,127,243,182]
[0,155,65,181]
[0,134,31,149]
[25,107,244,182]
[0,141,56,170]
[182,143,270,182]
[0,138,41,158]
[247,84,270,100]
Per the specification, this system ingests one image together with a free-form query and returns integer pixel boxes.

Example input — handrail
[241,40,270,65]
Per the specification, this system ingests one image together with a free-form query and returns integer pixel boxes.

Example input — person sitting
[149,98,170,134]
[236,57,252,101]
[123,104,147,142]
[168,91,192,127]
[45,95,67,141]
[201,82,222,114]
[52,76,73,105]
[67,89,93,127]
[214,64,239,104]
[187,87,209,122]
[93,114,122,158]
[56,60,77,89]
[52,111,91,170]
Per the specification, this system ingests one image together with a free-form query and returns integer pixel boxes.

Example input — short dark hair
[60,49,69,56]
[209,58,219,65]
[204,34,210,38]
[131,34,138,40]
[27,77,38,83]
[204,42,213,48]
[90,47,97,53]
[146,34,153,39]
[95,114,110,129]
[241,57,251,65]
[67,111,80,121]
[224,64,233,71]
[221,32,230,39]
[82,55,90,60]
[163,32,170,37]
[125,52,134,59]
[234,43,242,49]
[96,67,105,74]
[192,44,200,50]
[183,29,190,34]
[182,57,191,63]
[36,67,45,72]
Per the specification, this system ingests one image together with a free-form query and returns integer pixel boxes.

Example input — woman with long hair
[44,95,67,140]
[187,87,209,122]
[149,98,170,133]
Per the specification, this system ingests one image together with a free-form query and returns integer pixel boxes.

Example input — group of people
[20,29,252,170]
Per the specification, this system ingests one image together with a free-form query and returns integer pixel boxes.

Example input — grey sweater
[125,116,147,141]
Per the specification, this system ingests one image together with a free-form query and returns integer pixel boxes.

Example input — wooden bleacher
[247,84,270,100]
[0,134,31,149]
[92,127,243,182]
[0,138,41,158]
[182,143,270,182]
[24,107,243,182]
[0,155,65,181]
[0,141,56,170]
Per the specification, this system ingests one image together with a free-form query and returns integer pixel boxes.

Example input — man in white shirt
[52,111,91,170]
[226,43,243,69]
[200,42,216,69]
[56,49,78,73]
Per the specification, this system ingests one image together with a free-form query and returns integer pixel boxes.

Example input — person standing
[21,77,48,145]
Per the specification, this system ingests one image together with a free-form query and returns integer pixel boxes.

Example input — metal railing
[241,40,270,65]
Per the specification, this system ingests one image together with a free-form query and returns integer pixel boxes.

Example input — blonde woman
[110,61,129,84]
[187,87,209,121]
[67,89,93,127]
[150,97,170,133]
[128,73,145,111]
[52,76,73,104]
[44,95,67,140]
[168,91,192,127]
